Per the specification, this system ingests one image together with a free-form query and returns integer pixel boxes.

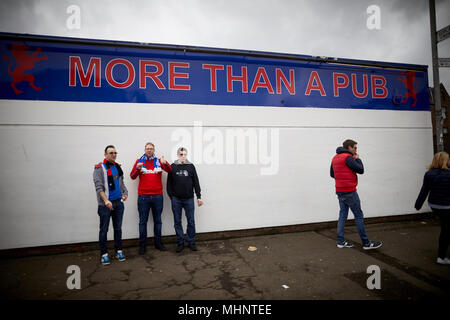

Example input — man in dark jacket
[330,139,382,250]
[167,147,203,253]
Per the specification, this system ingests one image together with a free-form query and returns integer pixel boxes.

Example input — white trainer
[436,257,450,265]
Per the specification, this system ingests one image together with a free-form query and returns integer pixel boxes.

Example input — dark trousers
[138,194,163,247]
[98,200,124,255]
[432,208,450,259]
[171,196,196,244]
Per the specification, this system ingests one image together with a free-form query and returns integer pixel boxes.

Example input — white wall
[0,100,433,249]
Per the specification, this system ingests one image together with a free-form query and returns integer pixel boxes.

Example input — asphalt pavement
[1,216,449,300]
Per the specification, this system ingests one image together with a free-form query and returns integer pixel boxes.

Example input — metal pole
[429,0,444,152]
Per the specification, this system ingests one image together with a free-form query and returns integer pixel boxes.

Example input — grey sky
[0,0,449,89]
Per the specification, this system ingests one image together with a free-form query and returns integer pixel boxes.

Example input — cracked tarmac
[1,217,449,300]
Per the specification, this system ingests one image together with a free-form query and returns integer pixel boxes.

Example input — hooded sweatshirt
[167,160,201,199]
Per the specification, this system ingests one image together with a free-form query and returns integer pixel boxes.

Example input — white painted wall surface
[0,100,433,249]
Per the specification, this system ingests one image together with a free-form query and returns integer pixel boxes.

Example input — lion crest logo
[3,43,48,94]
[397,71,419,107]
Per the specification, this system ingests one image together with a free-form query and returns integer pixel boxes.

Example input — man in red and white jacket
[130,142,172,254]
[330,139,382,250]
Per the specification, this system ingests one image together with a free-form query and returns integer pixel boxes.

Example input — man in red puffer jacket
[330,139,382,250]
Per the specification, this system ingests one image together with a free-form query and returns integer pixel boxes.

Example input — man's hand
[122,194,128,202]
[353,153,359,160]
[105,200,113,210]
[160,156,167,164]
[197,199,203,207]
[136,162,143,170]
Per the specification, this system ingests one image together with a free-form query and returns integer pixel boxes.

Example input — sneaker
[115,250,126,261]
[101,254,111,265]
[176,243,184,253]
[188,243,198,251]
[337,241,354,248]
[436,257,450,265]
[363,241,382,250]
[155,243,168,251]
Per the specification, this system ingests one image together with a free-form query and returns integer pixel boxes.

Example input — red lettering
[371,75,388,98]
[250,67,274,94]
[202,64,224,92]
[169,62,190,90]
[69,56,101,87]
[333,73,349,97]
[305,71,326,96]
[139,60,165,89]
[352,74,368,98]
[276,68,295,95]
[105,59,135,89]
[227,65,248,93]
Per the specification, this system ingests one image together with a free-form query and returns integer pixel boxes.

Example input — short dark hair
[104,145,115,153]
[343,139,357,149]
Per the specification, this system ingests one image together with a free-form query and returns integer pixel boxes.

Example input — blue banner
[0,35,429,111]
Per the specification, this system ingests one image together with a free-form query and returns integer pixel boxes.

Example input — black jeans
[432,208,450,259]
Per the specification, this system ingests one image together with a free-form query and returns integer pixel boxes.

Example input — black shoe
[138,246,146,255]
[337,241,354,249]
[176,243,184,253]
[363,241,382,250]
[155,243,168,251]
[188,243,198,251]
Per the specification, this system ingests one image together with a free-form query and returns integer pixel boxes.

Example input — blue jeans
[98,199,124,255]
[336,191,370,246]
[138,194,163,246]
[171,196,196,244]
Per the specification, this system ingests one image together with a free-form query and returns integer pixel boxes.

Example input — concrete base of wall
[0,212,435,259]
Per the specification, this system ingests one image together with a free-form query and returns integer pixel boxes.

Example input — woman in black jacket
[415,152,450,265]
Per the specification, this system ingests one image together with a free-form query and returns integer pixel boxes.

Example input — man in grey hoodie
[93,145,128,265]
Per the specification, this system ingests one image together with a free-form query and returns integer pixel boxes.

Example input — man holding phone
[330,139,382,250]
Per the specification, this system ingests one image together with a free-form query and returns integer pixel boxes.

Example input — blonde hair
[145,142,155,149]
[428,152,449,170]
